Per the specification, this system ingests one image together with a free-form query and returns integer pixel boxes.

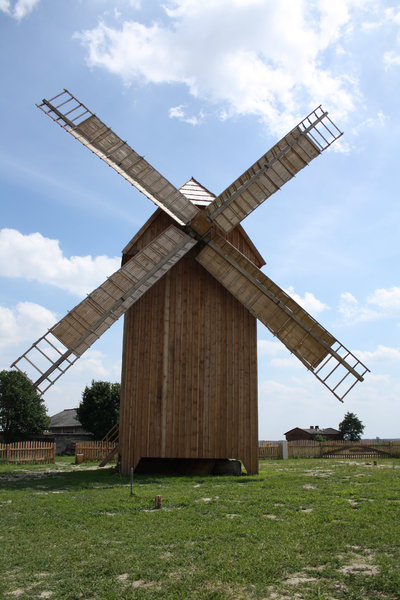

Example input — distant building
[48,408,93,454]
[284,426,340,442]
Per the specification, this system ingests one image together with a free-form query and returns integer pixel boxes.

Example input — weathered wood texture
[0,441,55,464]
[258,440,400,460]
[119,209,263,475]
[75,441,118,462]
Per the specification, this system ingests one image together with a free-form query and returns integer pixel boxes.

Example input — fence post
[281,440,288,460]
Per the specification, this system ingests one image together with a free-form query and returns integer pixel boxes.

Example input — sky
[0,0,399,440]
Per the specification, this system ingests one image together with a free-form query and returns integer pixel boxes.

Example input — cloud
[0,0,41,19]
[257,339,283,357]
[0,302,56,353]
[76,0,370,135]
[169,105,204,125]
[355,345,400,365]
[285,286,329,314]
[0,229,120,297]
[339,287,400,323]
[384,50,400,70]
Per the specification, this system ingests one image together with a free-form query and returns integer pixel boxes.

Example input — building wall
[119,211,261,475]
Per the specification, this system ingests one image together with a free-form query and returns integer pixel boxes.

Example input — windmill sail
[37,90,199,227]
[196,235,369,402]
[207,106,342,233]
[11,226,196,395]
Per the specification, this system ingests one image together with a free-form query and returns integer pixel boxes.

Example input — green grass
[0,459,399,599]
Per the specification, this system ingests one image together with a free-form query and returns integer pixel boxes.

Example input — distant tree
[338,412,364,441]
[76,380,120,440]
[0,370,50,443]
[314,434,327,442]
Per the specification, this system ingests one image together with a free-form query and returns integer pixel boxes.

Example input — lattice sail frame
[12,89,369,402]
[207,106,343,233]
[196,236,369,402]
[37,90,199,227]
[11,226,196,395]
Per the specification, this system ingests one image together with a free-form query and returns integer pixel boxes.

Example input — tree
[76,380,120,440]
[338,412,364,441]
[0,370,50,443]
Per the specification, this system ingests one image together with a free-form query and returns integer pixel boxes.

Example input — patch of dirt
[302,484,316,489]
[300,508,313,513]
[196,496,219,502]
[226,513,240,519]
[7,590,26,597]
[285,574,318,585]
[339,550,379,576]
[264,513,278,519]
[347,499,359,507]
[131,579,157,590]
[340,561,379,575]
[116,574,129,582]
[39,592,53,599]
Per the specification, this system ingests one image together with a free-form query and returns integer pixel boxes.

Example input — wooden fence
[259,440,400,460]
[75,441,118,462]
[0,441,56,464]
[258,441,283,459]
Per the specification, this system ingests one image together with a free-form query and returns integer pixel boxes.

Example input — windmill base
[132,458,242,476]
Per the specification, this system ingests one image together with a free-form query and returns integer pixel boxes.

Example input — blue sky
[1,0,399,439]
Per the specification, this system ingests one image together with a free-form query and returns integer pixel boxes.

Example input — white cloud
[339,287,400,323]
[355,344,400,365]
[0,302,56,353]
[169,105,203,125]
[384,50,400,69]
[271,356,302,369]
[76,0,370,135]
[0,0,41,19]
[0,229,120,297]
[285,286,329,314]
[257,339,283,357]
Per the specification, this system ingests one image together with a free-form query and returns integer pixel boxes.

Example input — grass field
[0,458,399,599]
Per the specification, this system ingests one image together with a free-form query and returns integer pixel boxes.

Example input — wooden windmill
[12,90,369,475]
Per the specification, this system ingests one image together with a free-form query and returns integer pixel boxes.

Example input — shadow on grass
[0,466,127,491]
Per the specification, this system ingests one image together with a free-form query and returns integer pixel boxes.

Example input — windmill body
[11,90,370,475]
[120,180,264,474]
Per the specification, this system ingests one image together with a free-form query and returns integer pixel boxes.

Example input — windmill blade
[196,235,369,402]
[37,90,199,227]
[11,226,196,396]
[207,107,343,234]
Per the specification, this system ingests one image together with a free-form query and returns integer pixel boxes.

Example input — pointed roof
[122,178,265,267]
[179,177,216,206]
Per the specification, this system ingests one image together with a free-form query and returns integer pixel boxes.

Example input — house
[48,408,92,454]
[284,426,340,442]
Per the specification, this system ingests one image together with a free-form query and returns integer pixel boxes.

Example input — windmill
[11,90,369,475]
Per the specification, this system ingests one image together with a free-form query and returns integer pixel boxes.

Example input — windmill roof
[122,178,266,267]
[49,408,81,429]
[179,177,216,206]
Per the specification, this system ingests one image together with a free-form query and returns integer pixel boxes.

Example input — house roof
[49,408,82,429]
[284,427,340,435]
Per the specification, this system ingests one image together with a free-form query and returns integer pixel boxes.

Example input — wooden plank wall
[119,210,260,475]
